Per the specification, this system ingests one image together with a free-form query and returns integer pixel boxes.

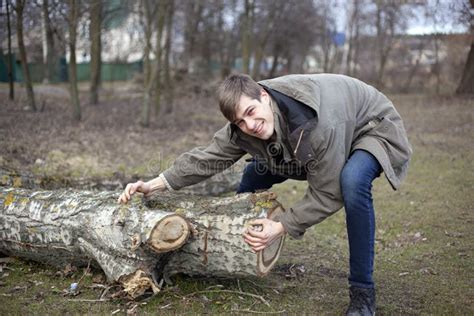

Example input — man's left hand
[243,218,286,252]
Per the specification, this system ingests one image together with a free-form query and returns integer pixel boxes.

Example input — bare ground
[0,83,473,314]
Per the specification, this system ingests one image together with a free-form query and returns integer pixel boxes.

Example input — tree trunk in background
[456,42,474,94]
[402,42,424,92]
[456,0,474,94]
[68,0,81,121]
[162,0,174,115]
[252,1,283,80]
[14,0,36,111]
[345,0,360,77]
[89,0,102,105]
[251,44,264,81]
[141,0,154,94]
[201,10,214,78]
[153,2,166,116]
[375,4,384,89]
[375,3,397,90]
[0,188,285,298]
[140,0,161,127]
[241,0,253,74]
[217,1,228,79]
[6,0,14,100]
[183,0,204,74]
[352,21,360,77]
[321,3,333,74]
[375,3,394,90]
[42,0,55,84]
[268,43,281,78]
[433,34,441,94]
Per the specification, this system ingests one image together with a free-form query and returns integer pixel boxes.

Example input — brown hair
[218,74,262,122]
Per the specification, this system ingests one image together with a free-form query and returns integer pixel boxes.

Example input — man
[118,74,412,315]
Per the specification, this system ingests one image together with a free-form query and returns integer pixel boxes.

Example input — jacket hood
[259,74,321,115]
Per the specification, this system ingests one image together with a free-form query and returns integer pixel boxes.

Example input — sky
[333,0,469,35]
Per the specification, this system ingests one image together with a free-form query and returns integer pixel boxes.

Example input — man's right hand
[117,180,151,204]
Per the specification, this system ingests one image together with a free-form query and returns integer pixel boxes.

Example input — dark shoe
[345,286,376,316]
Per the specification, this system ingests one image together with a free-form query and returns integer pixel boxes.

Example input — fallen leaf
[10,285,27,293]
[444,231,464,238]
[92,273,106,284]
[63,263,77,276]
[126,303,139,315]
[27,280,44,286]
[420,267,438,275]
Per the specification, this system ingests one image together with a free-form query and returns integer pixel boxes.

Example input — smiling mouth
[254,122,264,135]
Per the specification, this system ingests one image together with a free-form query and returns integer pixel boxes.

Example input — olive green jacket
[162,74,412,238]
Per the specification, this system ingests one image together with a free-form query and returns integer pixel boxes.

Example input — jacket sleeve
[279,124,347,239]
[162,124,246,190]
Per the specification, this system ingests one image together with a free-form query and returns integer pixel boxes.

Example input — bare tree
[457,42,474,94]
[89,0,102,105]
[162,0,175,114]
[345,0,362,77]
[267,41,282,78]
[424,1,444,94]
[241,0,254,74]
[456,0,474,94]
[12,0,36,111]
[374,2,397,89]
[182,0,204,73]
[140,0,157,90]
[251,0,286,80]
[266,0,320,75]
[140,0,156,127]
[401,40,425,92]
[68,0,81,121]
[216,0,240,79]
[199,3,217,77]
[152,0,166,116]
[6,0,14,100]
[141,0,165,127]
[320,1,339,73]
[41,0,55,83]
[216,0,229,78]
[372,1,416,89]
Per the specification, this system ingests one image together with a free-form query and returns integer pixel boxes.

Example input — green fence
[76,61,143,81]
[0,54,143,83]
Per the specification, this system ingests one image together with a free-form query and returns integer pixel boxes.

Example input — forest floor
[0,82,473,315]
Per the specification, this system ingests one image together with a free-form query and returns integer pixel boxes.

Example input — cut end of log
[256,204,286,276]
[147,215,190,253]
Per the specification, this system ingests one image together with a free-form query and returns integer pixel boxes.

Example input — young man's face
[233,89,275,140]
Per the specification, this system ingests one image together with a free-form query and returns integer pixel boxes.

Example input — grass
[0,93,473,314]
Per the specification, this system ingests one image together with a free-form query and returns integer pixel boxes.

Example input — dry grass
[0,83,473,314]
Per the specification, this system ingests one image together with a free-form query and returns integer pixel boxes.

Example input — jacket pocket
[289,119,318,165]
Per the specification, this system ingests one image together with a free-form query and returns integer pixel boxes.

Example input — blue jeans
[237,150,382,289]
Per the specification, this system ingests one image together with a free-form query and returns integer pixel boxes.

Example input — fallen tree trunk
[0,167,242,196]
[0,187,285,298]
[144,191,285,278]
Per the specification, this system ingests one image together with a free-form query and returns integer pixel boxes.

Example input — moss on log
[0,187,285,298]
[0,167,242,196]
